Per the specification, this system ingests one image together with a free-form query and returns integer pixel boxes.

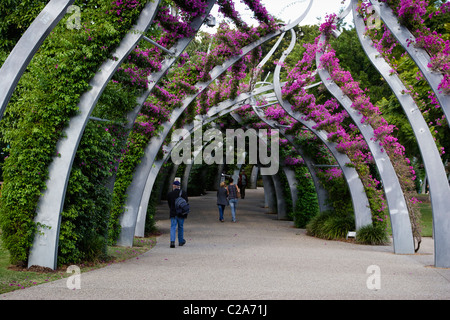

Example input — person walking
[227,178,240,222]
[217,181,228,222]
[167,180,188,248]
[238,170,248,199]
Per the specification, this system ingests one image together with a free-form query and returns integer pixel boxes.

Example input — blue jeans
[229,198,238,221]
[170,216,185,243]
[218,205,225,221]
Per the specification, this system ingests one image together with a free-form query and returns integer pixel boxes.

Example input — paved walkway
[1,188,450,300]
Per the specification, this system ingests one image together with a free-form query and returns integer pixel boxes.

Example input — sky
[202,0,354,32]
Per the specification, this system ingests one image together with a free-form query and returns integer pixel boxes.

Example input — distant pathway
[1,188,450,300]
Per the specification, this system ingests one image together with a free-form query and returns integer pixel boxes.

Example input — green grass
[418,202,433,237]
[383,201,432,237]
[0,236,157,295]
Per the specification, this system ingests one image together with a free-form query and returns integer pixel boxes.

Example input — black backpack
[175,189,190,217]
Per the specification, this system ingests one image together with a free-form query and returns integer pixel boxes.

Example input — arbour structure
[0,0,449,269]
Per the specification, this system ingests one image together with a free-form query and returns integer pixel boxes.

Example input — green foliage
[108,130,150,244]
[316,169,354,217]
[0,0,149,265]
[330,28,393,106]
[0,0,47,52]
[292,166,319,228]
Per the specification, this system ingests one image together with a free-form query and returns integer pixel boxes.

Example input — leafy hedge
[292,166,319,228]
[0,0,151,265]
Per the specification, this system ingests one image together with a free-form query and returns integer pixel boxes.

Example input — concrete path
[1,188,449,300]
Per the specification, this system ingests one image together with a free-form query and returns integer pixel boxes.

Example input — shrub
[306,210,355,240]
[356,224,390,245]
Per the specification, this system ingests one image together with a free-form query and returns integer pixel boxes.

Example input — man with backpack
[167,180,189,248]
[238,170,248,199]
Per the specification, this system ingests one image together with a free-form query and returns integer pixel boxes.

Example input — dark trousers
[240,185,246,199]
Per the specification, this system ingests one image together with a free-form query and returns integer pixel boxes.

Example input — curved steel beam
[353,0,450,267]
[249,165,259,189]
[369,0,450,127]
[28,0,162,269]
[273,29,373,231]
[271,172,288,219]
[315,33,414,254]
[0,0,75,120]
[117,3,315,246]
[282,166,300,213]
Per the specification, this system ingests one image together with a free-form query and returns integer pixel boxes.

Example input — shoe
[170,241,175,248]
[220,219,224,222]
[179,240,186,246]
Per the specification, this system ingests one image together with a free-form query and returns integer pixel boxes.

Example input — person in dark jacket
[238,170,248,199]
[217,181,228,222]
[167,180,188,248]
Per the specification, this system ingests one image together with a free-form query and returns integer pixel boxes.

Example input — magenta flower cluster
[171,0,209,20]
[109,0,144,22]
[378,0,450,94]
[241,0,278,30]
[279,13,426,220]
[217,0,280,34]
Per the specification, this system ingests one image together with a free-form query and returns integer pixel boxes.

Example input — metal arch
[261,173,277,213]
[135,127,225,237]
[273,29,373,231]
[133,83,335,236]
[249,165,259,189]
[352,0,450,267]
[136,80,370,230]
[247,7,329,215]
[315,34,415,254]
[250,104,331,213]
[28,0,162,270]
[256,99,373,230]
[369,0,450,127]
[229,111,288,220]
[282,165,301,214]
[271,172,289,219]
[252,107,331,214]
[0,0,75,120]
[117,3,315,246]
[133,86,279,237]
[128,85,278,242]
